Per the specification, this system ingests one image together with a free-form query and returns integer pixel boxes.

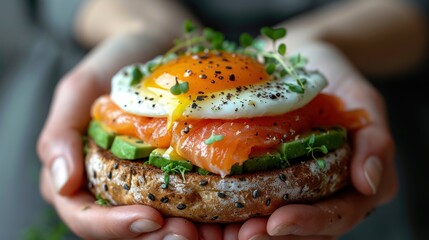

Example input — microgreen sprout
[239,32,254,49]
[170,77,189,95]
[260,27,287,51]
[95,194,110,206]
[161,163,190,189]
[204,132,225,145]
[306,134,329,169]
[130,66,143,86]
[183,19,197,34]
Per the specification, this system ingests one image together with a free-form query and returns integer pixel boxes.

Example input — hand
[37,32,225,240]
[223,41,397,240]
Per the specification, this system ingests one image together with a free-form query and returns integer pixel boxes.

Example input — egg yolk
[141,51,269,126]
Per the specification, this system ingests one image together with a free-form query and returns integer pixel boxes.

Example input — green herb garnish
[183,19,197,34]
[204,133,224,145]
[161,163,190,188]
[130,66,143,86]
[306,134,329,169]
[170,78,189,95]
[289,53,309,69]
[95,194,110,206]
[260,27,287,47]
[239,32,254,49]
[278,43,286,56]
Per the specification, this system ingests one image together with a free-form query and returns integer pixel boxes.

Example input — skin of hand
[223,41,397,240]
[36,32,224,240]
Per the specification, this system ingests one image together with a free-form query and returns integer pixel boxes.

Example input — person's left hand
[222,41,397,240]
[37,32,224,240]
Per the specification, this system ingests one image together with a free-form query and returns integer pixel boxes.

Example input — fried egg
[110,51,327,125]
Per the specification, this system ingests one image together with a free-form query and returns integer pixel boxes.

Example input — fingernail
[364,156,383,194]
[51,157,69,192]
[269,224,300,236]
[249,234,272,240]
[163,233,190,240]
[130,219,161,233]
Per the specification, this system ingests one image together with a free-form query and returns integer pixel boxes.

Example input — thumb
[37,70,103,195]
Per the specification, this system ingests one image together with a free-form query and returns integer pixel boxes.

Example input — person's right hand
[37,32,224,240]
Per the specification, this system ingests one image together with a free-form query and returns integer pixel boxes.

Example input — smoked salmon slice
[91,94,368,176]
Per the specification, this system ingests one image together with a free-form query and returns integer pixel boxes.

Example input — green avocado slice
[277,126,347,160]
[110,135,155,160]
[88,120,115,149]
[148,148,193,171]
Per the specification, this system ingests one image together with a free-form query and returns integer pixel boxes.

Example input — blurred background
[0,0,427,239]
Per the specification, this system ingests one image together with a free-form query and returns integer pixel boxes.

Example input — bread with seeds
[85,140,350,223]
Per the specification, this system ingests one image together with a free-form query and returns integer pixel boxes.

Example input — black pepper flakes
[103,184,108,192]
[161,197,169,203]
[191,103,198,109]
[199,179,208,186]
[148,193,156,201]
[217,192,226,198]
[252,190,260,199]
[229,74,235,81]
[196,95,206,101]
[235,202,244,208]
[93,170,97,179]
[113,162,119,169]
[225,65,232,69]
[177,203,186,210]
[107,172,112,179]
[199,74,207,79]
[183,126,190,134]
[123,184,130,190]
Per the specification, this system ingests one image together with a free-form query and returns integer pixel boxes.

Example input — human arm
[37,1,223,239]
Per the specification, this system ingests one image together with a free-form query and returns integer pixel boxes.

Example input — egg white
[110,60,327,119]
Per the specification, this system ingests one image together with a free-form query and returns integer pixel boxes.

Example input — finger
[42,167,164,239]
[350,122,397,196]
[224,223,242,240]
[239,218,333,240]
[138,218,199,240]
[196,223,223,240]
[329,79,397,197]
[238,217,268,240]
[37,71,104,195]
[266,189,377,237]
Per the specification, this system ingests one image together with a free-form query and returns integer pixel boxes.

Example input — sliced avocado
[88,120,115,149]
[197,167,211,175]
[277,126,347,160]
[230,164,243,175]
[243,151,287,172]
[148,148,193,171]
[110,135,155,160]
[230,151,286,174]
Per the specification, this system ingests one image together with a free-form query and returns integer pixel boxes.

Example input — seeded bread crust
[85,140,350,223]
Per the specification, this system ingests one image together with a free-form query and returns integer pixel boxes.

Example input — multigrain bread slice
[85,140,350,223]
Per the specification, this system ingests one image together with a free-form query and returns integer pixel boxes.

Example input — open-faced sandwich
[85,21,368,223]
